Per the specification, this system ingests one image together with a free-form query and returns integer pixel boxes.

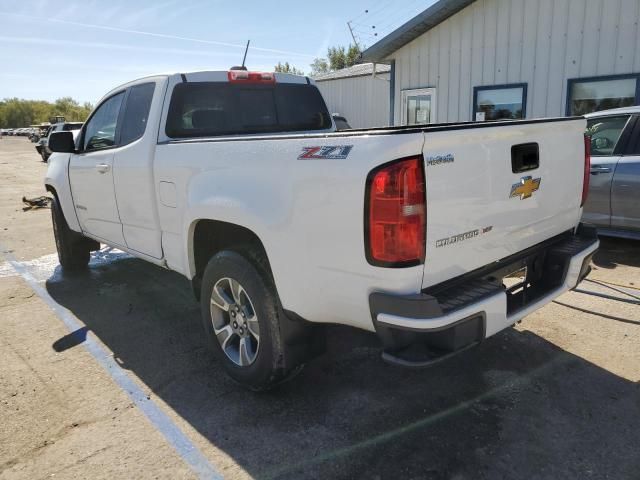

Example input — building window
[473,84,527,121]
[567,74,640,116]
[401,88,436,125]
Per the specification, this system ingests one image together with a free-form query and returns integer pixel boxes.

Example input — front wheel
[51,196,96,271]
[200,250,302,391]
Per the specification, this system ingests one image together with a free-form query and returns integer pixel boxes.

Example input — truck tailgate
[421,118,586,288]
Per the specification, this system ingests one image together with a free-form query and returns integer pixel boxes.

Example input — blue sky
[0,0,434,104]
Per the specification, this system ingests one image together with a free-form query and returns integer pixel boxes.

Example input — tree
[274,62,305,75]
[53,97,92,121]
[310,43,361,76]
[0,97,92,128]
[309,58,329,76]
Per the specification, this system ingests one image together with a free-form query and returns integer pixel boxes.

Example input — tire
[51,195,95,271]
[200,249,302,391]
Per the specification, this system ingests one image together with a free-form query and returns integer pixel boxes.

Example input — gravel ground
[1,136,639,480]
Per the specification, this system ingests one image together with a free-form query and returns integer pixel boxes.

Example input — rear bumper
[370,225,599,367]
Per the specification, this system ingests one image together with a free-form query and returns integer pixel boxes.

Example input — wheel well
[191,219,326,359]
[45,184,57,199]
[192,220,271,282]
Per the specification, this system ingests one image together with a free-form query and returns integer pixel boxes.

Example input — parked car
[38,122,83,161]
[35,126,52,157]
[31,124,50,143]
[45,70,597,390]
[583,106,640,239]
[29,130,40,143]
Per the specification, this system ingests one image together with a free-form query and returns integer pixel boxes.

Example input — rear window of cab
[165,82,332,138]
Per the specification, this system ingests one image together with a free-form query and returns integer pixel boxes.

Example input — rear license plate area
[503,266,528,294]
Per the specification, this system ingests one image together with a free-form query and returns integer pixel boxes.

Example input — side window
[83,92,124,151]
[623,117,640,156]
[586,115,630,156]
[120,83,155,145]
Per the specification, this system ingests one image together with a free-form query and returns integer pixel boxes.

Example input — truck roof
[585,105,640,117]
[100,70,313,104]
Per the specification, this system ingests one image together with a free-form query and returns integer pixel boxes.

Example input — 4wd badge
[298,145,353,160]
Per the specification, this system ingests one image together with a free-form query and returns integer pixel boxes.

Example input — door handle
[590,166,611,174]
[95,163,111,174]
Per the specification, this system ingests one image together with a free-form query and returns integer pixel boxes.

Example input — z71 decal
[298,145,353,160]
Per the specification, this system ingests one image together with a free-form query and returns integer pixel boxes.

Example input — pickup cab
[45,70,598,390]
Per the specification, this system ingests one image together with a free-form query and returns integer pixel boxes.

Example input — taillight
[366,156,426,266]
[227,71,276,84]
[581,135,591,207]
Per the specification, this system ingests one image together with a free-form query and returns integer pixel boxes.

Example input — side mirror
[48,131,75,153]
[332,113,352,130]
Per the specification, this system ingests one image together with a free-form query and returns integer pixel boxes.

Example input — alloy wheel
[209,277,260,366]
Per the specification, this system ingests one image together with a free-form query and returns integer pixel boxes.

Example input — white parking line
[0,245,222,480]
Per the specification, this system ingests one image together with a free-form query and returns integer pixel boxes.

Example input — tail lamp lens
[366,157,426,265]
[581,135,591,207]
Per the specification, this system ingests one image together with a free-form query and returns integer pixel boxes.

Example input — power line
[349,0,434,42]
[364,0,428,31]
[349,0,398,23]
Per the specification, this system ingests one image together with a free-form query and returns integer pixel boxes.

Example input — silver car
[583,106,640,240]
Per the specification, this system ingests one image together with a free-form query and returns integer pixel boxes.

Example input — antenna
[241,40,250,68]
[231,40,250,71]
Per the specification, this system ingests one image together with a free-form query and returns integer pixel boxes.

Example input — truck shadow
[45,255,640,480]
[592,236,640,270]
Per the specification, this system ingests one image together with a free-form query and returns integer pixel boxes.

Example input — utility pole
[347,21,360,50]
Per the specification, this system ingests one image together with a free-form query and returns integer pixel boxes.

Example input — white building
[360,0,640,126]
[314,63,391,128]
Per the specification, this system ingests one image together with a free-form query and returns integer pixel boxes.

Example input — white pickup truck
[45,69,598,390]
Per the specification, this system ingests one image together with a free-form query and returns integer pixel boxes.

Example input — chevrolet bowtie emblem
[510,176,541,200]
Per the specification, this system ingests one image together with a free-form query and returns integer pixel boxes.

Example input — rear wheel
[51,195,96,271]
[200,250,302,391]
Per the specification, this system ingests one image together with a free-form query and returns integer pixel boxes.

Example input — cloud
[0,35,292,62]
[315,18,335,58]
[0,11,316,58]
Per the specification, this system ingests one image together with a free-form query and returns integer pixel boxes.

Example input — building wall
[391,0,640,124]
[316,73,390,128]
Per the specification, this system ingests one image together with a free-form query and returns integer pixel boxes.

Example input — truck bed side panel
[153,133,425,331]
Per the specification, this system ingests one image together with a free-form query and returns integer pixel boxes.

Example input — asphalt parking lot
[1,136,639,480]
